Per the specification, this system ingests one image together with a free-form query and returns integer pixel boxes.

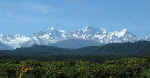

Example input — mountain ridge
[0,26,149,50]
[0,41,150,59]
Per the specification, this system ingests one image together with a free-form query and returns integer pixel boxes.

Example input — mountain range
[1,41,150,60]
[0,26,150,50]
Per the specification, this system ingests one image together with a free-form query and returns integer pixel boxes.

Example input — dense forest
[0,41,150,78]
[1,56,150,78]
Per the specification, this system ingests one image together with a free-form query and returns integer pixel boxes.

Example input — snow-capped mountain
[0,26,149,50]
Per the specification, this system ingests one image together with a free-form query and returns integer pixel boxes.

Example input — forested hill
[0,41,150,60]
[78,41,150,54]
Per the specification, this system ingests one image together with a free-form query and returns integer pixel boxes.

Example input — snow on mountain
[0,26,149,49]
[72,26,99,40]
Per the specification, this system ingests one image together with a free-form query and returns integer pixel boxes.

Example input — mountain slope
[77,41,150,55]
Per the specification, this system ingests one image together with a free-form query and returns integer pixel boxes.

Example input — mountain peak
[100,28,107,34]
[47,26,55,31]
[78,26,98,33]
[120,28,127,37]
[84,26,93,30]
[121,28,127,33]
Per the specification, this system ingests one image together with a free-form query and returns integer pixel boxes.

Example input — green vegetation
[1,56,150,78]
[1,41,150,78]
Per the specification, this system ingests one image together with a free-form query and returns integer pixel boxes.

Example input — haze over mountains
[0,26,150,50]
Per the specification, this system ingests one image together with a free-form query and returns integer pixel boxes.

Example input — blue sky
[0,0,150,36]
